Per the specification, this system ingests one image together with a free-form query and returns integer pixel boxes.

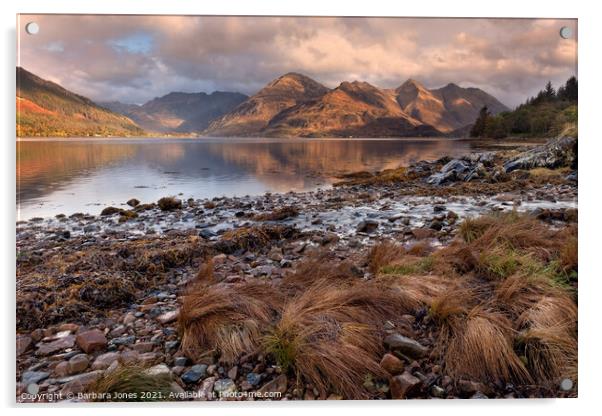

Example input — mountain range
[205,73,508,137]
[100,91,247,133]
[16,67,508,138]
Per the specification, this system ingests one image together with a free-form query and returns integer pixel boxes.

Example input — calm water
[17,137,479,220]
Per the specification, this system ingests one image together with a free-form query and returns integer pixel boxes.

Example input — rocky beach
[16,136,578,402]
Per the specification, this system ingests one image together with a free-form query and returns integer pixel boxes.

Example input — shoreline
[16,136,578,402]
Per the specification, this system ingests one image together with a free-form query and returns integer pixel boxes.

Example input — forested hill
[470,77,577,139]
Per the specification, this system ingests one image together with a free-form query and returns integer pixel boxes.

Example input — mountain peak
[399,78,427,91]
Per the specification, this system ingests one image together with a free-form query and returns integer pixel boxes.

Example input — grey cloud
[18,15,577,107]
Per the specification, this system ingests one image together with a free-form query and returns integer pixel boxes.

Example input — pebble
[181,364,208,384]
[35,335,75,356]
[213,378,237,396]
[246,372,262,386]
[380,353,404,375]
[258,374,288,395]
[22,370,50,385]
[383,333,428,358]
[91,352,120,370]
[390,371,422,399]
[157,310,179,325]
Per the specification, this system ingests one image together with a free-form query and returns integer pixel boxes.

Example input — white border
[2,1,601,415]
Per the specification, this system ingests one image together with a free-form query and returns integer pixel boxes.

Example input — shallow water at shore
[17,137,534,220]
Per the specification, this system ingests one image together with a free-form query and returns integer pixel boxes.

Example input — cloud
[18,15,577,106]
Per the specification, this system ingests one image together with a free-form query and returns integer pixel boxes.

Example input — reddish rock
[17,335,32,356]
[60,371,103,396]
[390,371,422,399]
[54,361,70,377]
[68,354,89,374]
[120,350,140,365]
[36,335,75,356]
[91,352,120,370]
[132,342,155,353]
[76,329,107,353]
[380,353,404,375]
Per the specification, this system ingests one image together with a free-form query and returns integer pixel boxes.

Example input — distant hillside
[102,91,248,134]
[263,80,440,137]
[396,79,508,133]
[204,73,507,137]
[470,77,577,139]
[16,67,144,137]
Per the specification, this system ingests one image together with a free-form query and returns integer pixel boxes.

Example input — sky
[17,15,577,107]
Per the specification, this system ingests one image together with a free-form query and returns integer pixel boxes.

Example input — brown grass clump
[516,294,577,384]
[157,196,182,211]
[179,281,282,364]
[253,206,299,221]
[519,324,577,385]
[214,225,298,254]
[87,364,174,402]
[458,215,499,243]
[195,258,215,285]
[263,281,413,399]
[428,288,474,325]
[465,212,559,261]
[559,235,578,274]
[406,240,434,257]
[443,307,531,384]
[367,241,406,274]
[282,252,361,292]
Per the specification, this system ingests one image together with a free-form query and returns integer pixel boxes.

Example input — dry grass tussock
[179,280,283,364]
[443,307,532,383]
[281,251,364,294]
[374,212,577,389]
[87,364,174,402]
[176,212,576,395]
[263,281,415,398]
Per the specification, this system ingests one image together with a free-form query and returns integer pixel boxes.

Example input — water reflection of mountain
[17,141,138,202]
[17,138,471,204]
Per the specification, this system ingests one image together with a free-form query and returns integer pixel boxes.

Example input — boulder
[427,153,492,185]
[503,136,577,173]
